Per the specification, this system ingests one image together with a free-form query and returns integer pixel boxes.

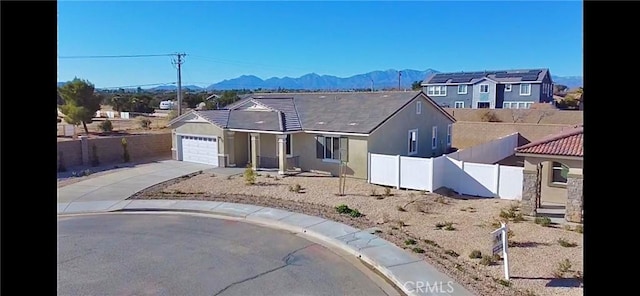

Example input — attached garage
[179,135,218,166]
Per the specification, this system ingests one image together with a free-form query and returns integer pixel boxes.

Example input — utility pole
[398,71,402,91]
[370,77,374,92]
[171,53,187,115]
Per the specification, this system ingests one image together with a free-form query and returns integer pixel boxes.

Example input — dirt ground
[57,117,170,141]
[132,171,583,296]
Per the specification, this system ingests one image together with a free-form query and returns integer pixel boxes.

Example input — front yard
[132,171,583,296]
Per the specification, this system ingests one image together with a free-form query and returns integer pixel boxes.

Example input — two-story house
[421,68,554,109]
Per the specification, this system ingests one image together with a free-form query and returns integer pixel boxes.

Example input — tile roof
[515,126,583,157]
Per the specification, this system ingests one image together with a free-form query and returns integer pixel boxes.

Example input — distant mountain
[207,69,439,91]
[551,76,583,89]
[148,85,203,91]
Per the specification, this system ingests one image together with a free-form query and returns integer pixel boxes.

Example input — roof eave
[514,152,583,160]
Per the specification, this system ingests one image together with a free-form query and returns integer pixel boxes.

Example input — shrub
[370,188,378,196]
[435,222,446,229]
[412,247,425,254]
[349,209,362,218]
[443,222,455,231]
[574,225,584,233]
[424,239,439,247]
[435,196,448,204]
[469,250,482,259]
[383,187,391,196]
[335,204,351,214]
[98,119,113,132]
[243,164,256,185]
[404,239,417,245]
[137,117,152,129]
[445,249,459,257]
[557,238,578,248]
[495,279,511,287]
[553,259,572,278]
[534,216,552,227]
[288,184,302,193]
[479,255,496,266]
[396,205,406,212]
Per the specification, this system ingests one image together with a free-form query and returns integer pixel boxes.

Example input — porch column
[565,174,583,223]
[226,131,236,167]
[520,170,538,216]
[250,133,260,170]
[276,135,287,175]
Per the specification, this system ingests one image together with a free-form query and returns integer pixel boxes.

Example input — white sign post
[491,222,510,280]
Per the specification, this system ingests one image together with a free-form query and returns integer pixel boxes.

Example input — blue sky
[58,1,583,88]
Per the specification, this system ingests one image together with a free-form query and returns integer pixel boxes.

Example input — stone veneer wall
[565,175,584,223]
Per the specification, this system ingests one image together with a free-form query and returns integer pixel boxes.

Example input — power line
[98,82,176,89]
[58,53,175,59]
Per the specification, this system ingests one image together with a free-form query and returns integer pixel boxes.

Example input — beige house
[515,126,583,223]
[168,91,456,179]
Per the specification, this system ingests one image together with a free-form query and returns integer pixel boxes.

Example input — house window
[477,102,490,108]
[408,129,418,155]
[543,84,548,95]
[520,83,531,96]
[431,126,437,149]
[457,85,467,94]
[446,124,452,147]
[427,85,447,96]
[518,102,526,109]
[503,102,511,109]
[316,136,347,162]
[505,84,512,92]
[551,162,569,185]
[504,101,532,109]
[416,101,422,115]
[480,84,489,93]
[454,101,465,108]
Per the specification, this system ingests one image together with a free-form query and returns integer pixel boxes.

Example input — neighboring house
[168,91,456,179]
[514,126,583,223]
[421,68,554,109]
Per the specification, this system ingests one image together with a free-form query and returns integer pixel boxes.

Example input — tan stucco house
[168,91,456,179]
[515,126,583,223]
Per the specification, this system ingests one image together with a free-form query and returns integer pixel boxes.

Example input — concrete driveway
[57,160,244,204]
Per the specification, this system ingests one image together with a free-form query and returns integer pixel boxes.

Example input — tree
[411,80,422,91]
[217,91,240,108]
[58,78,102,134]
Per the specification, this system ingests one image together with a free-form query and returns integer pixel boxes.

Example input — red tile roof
[515,126,583,157]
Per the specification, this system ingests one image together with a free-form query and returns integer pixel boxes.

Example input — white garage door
[180,135,218,166]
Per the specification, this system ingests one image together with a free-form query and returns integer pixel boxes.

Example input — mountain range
[59,69,583,91]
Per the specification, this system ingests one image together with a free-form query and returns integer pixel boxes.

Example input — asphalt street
[57,213,396,296]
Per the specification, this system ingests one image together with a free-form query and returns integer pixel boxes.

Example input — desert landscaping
[130,170,583,296]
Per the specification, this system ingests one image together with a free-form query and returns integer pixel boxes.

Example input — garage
[180,135,218,166]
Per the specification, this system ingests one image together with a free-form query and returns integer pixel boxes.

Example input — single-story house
[515,125,583,223]
[168,91,456,179]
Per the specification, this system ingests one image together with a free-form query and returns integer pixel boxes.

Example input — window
[543,83,548,95]
[551,162,569,185]
[480,84,489,93]
[416,101,422,115]
[427,85,447,96]
[316,136,347,162]
[503,102,532,109]
[431,126,437,149]
[457,85,467,94]
[454,101,465,108]
[446,124,452,147]
[408,129,418,155]
[477,102,490,108]
[520,83,531,96]
[505,84,512,92]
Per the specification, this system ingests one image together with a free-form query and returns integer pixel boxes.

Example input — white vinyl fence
[447,133,519,164]
[368,153,523,200]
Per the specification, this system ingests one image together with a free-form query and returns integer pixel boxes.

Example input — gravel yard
[134,171,583,296]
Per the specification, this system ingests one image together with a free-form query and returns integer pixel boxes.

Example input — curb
[57,199,475,296]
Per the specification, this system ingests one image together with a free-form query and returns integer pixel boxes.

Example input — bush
[553,259,572,278]
[243,164,256,185]
[349,209,362,218]
[412,247,425,254]
[404,239,417,245]
[534,216,552,227]
[479,255,497,266]
[288,184,302,193]
[469,250,482,259]
[137,117,152,129]
[424,239,439,247]
[574,225,584,233]
[335,204,351,214]
[98,119,113,132]
[383,187,392,196]
[557,238,578,247]
[445,249,459,257]
[480,110,501,122]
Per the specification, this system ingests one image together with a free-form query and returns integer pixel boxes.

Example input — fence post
[494,164,501,198]
[79,136,89,166]
[367,152,371,183]
[396,155,401,189]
